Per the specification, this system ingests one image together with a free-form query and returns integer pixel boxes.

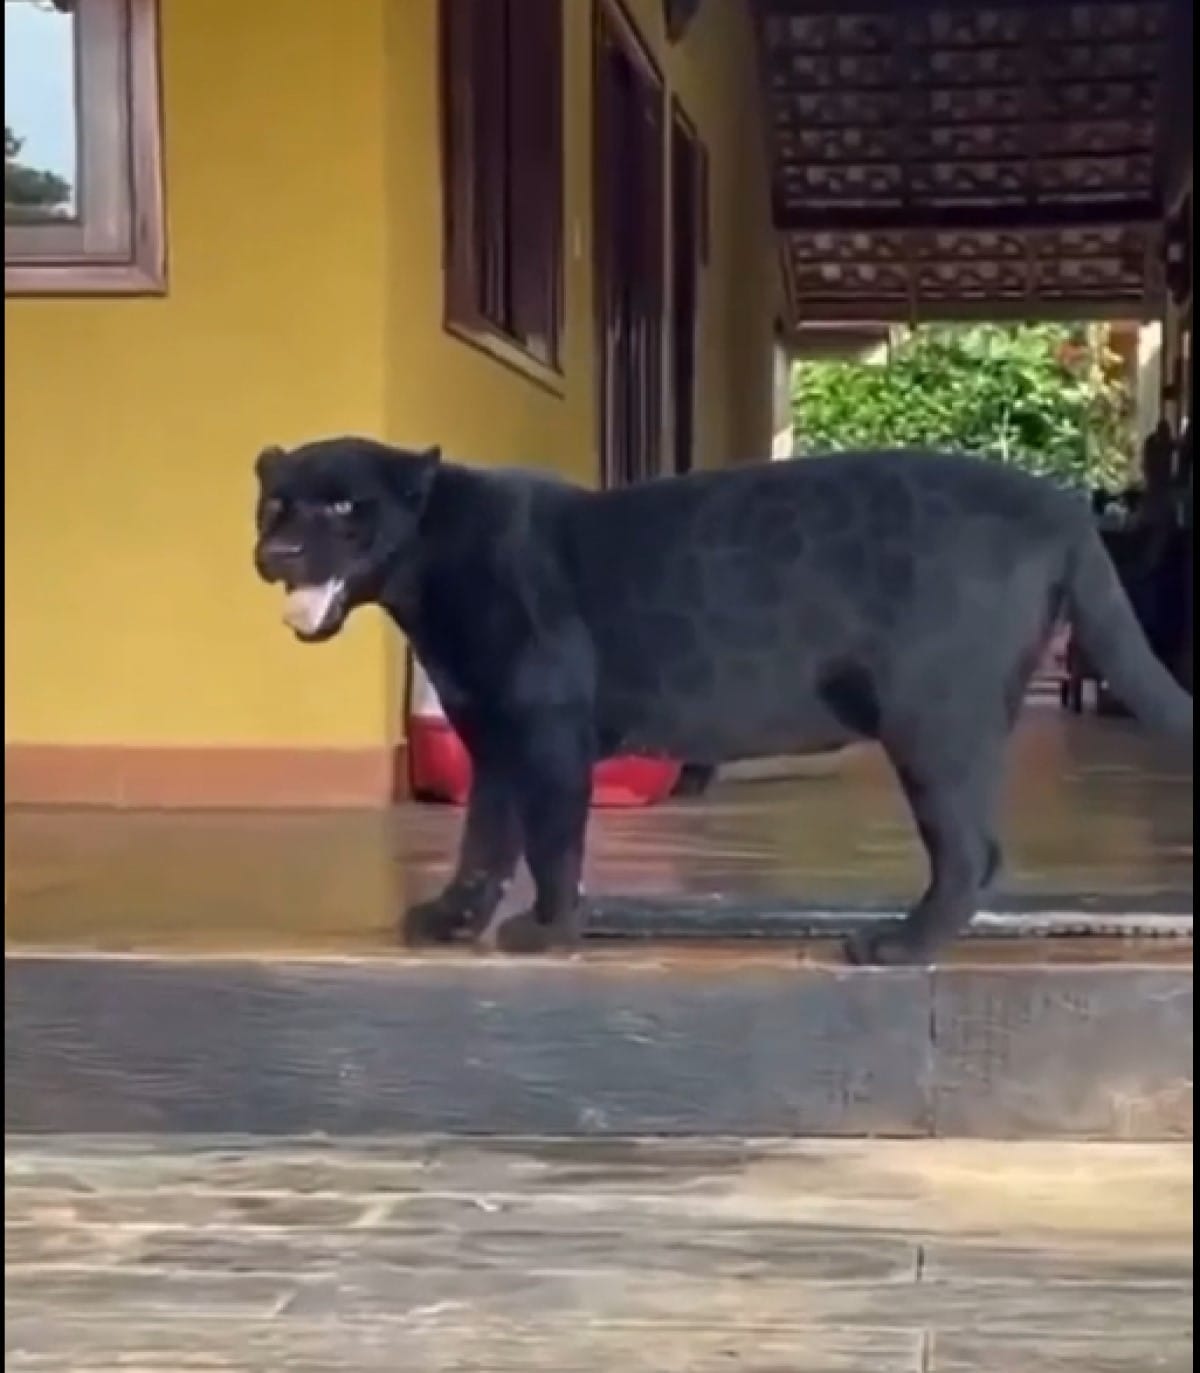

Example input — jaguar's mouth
[282,579,348,642]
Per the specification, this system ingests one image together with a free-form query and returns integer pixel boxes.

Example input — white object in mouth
[283,580,344,637]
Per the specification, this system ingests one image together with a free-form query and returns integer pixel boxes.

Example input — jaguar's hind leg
[845,724,1006,967]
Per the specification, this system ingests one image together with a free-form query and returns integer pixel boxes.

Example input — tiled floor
[4,705,1191,954]
[4,1136,1192,1371]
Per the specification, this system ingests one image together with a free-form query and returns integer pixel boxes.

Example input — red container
[407,662,680,808]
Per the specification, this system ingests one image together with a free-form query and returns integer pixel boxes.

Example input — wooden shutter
[509,0,563,364]
[440,0,478,324]
[473,0,510,330]
[441,0,563,361]
[440,0,513,335]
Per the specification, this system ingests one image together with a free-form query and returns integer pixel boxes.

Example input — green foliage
[4,125,72,221]
[791,324,1133,489]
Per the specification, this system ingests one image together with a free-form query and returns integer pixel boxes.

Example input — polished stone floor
[4,1135,1192,1371]
[4,705,1191,954]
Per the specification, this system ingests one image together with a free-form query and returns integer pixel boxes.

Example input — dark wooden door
[594,4,664,488]
[669,102,703,475]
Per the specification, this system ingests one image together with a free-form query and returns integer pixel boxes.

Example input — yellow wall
[5,0,780,759]
[5,0,393,749]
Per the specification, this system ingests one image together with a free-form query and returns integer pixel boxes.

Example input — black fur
[254,437,1193,965]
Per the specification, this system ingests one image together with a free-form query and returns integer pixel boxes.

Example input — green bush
[792,324,1133,489]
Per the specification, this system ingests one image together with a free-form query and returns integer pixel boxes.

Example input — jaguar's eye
[327,500,354,518]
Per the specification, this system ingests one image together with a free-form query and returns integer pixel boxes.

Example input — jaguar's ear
[382,445,440,512]
[255,445,288,485]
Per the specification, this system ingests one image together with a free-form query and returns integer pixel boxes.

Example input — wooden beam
[5,953,1193,1138]
[792,294,1156,324]
[890,7,920,325]
[776,110,1154,135]
[771,40,1160,60]
[788,322,894,358]
[776,199,1162,234]
[766,76,1157,103]
[1158,0,1194,205]
[776,148,1153,171]
[1020,6,1045,302]
[789,250,1124,267]
[760,0,1106,14]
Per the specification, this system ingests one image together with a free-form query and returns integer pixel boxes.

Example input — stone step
[5,942,1191,1141]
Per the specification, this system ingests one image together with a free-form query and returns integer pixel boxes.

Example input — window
[439,0,563,377]
[5,0,165,295]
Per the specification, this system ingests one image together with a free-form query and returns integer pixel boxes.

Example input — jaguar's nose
[260,539,303,559]
[255,540,305,582]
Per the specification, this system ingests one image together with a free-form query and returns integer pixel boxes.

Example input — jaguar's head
[253,436,439,642]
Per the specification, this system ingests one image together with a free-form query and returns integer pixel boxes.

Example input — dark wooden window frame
[5,0,166,296]
[439,0,564,391]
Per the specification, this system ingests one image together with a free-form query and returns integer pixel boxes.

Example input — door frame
[668,97,705,475]
[592,0,666,488]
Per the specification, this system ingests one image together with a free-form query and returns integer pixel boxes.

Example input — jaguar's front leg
[490,708,593,955]
[401,754,520,946]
